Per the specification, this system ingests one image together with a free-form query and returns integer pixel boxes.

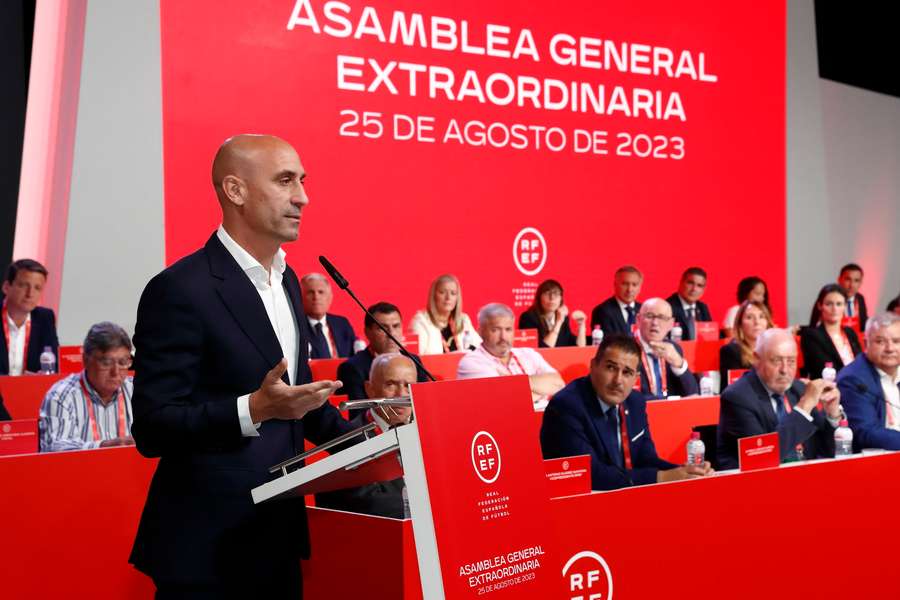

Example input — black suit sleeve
[0,395,10,421]
[131,272,243,458]
[719,342,746,390]
[336,360,367,401]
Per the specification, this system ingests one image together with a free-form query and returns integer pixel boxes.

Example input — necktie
[772,393,787,422]
[626,305,636,328]
[652,356,665,399]
[686,306,696,340]
[847,298,854,317]
[313,322,331,358]
[605,408,623,467]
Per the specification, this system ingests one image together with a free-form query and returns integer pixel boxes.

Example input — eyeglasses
[641,313,673,323]
[93,357,132,369]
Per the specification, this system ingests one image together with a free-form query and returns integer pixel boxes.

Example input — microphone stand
[318,256,436,382]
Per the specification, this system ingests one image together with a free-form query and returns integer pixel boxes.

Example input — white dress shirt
[216,225,299,437]
[616,299,637,329]
[307,316,336,358]
[877,368,900,431]
[5,312,29,375]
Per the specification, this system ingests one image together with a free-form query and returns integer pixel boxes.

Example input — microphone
[317,255,436,382]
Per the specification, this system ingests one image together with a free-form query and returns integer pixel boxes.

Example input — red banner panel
[159,0,786,331]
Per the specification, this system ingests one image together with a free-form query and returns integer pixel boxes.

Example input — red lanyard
[2,303,30,372]
[639,349,667,397]
[618,404,633,470]
[81,376,126,441]
[781,396,792,414]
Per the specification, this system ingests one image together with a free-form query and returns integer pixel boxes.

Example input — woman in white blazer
[410,274,481,354]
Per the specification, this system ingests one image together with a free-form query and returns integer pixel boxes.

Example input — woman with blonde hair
[409,274,480,354]
[719,300,774,390]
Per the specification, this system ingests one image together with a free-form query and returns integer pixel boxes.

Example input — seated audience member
[634,298,698,399]
[800,284,862,379]
[722,276,771,338]
[316,353,414,518]
[887,295,900,315]
[0,392,9,420]
[666,267,713,341]
[837,263,868,330]
[410,274,480,354]
[39,322,135,452]
[457,303,564,407]
[837,312,900,451]
[541,334,712,490]
[717,329,843,469]
[518,279,587,347]
[591,266,643,336]
[336,302,428,416]
[719,300,774,390]
[301,272,357,358]
[1,259,59,375]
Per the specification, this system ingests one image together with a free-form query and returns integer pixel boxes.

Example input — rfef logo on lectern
[471,431,502,484]
[562,550,613,600]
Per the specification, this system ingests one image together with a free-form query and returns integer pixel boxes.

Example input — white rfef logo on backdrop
[471,430,502,484]
[562,550,613,600]
[513,227,547,276]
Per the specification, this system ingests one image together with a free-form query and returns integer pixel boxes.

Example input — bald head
[637,297,674,342]
[210,134,309,264]
[753,328,798,393]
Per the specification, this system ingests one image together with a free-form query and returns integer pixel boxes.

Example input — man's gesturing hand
[248,359,343,423]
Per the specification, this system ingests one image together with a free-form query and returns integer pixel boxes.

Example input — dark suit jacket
[129,233,355,586]
[518,311,577,347]
[716,370,835,470]
[0,305,59,375]
[590,297,640,336]
[850,293,868,331]
[336,348,429,419]
[719,340,751,392]
[799,325,862,379]
[665,293,712,341]
[0,393,10,420]
[308,313,356,358]
[541,376,676,490]
[637,341,698,398]
[837,353,900,451]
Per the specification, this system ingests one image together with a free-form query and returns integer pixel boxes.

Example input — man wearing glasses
[39,322,134,452]
[716,328,843,469]
[634,298,699,399]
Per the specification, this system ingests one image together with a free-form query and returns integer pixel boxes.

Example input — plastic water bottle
[686,431,705,466]
[401,485,411,519]
[834,419,853,457]
[462,330,476,351]
[822,362,837,383]
[591,325,604,346]
[699,374,715,396]
[352,339,367,354]
[670,325,683,342]
[39,346,56,374]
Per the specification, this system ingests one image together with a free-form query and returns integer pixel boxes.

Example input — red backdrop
[160,0,786,331]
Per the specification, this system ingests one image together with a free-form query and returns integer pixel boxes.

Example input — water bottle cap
[691,431,700,440]
[43,346,52,352]
[839,419,849,427]
[593,325,601,331]
[825,362,834,368]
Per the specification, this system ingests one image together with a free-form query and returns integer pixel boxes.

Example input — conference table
[2,341,887,600]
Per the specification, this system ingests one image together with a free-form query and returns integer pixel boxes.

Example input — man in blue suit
[0,259,59,375]
[837,312,900,451]
[301,272,357,358]
[541,334,712,491]
[635,298,699,399]
[590,265,643,336]
[717,329,843,470]
[129,135,354,599]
